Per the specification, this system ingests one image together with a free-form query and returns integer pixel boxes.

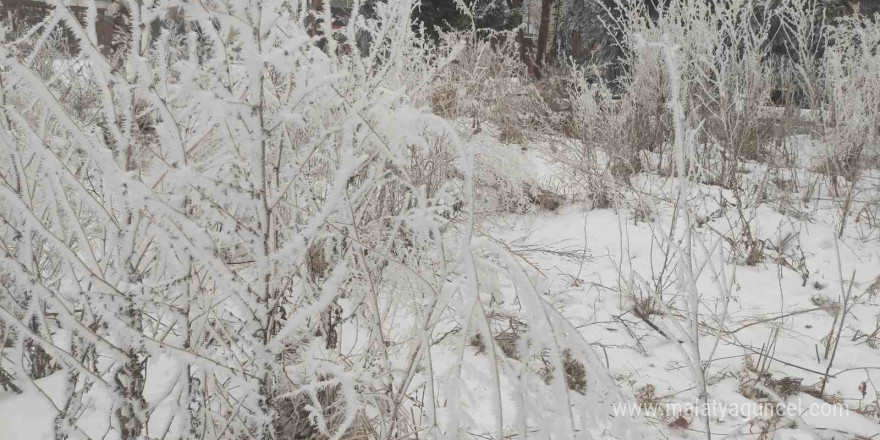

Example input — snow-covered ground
[399,129,880,438]
[3,123,880,439]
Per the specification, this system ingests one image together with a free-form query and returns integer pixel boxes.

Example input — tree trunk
[535,0,553,73]
[518,28,539,79]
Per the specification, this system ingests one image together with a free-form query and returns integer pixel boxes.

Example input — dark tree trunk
[535,0,553,73]
[518,28,540,79]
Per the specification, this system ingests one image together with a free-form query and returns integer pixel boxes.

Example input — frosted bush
[0,1,634,439]
[822,12,880,169]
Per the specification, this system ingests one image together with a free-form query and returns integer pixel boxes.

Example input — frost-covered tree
[0,0,464,437]
[0,0,636,439]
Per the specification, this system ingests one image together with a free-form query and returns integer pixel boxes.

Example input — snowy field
[1,0,880,439]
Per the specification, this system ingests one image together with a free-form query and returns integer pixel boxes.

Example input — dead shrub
[636,384,661,411]
[428,31,554,145]
[740,356,802,400]
[555,60,670,207]
[471,312,527,360]
[814,137,867,197]
[539,349,587,394]
[273,377,370,440]
[525,185,566,211]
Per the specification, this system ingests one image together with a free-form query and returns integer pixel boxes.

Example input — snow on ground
[418,126,880,438]
[484,202,880,437]
[0,374,65,440]
[2,128,879,440]
[0,355,186,439]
